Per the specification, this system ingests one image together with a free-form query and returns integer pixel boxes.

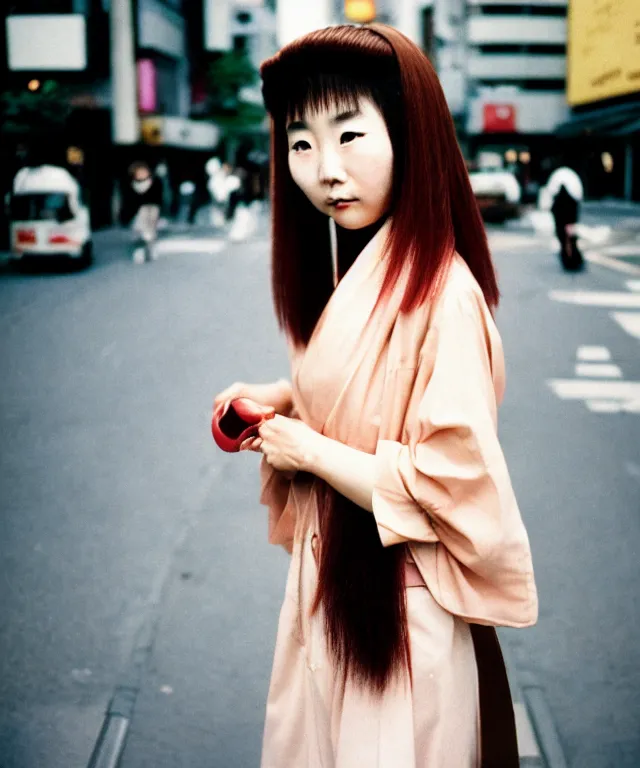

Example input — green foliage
[205,51,266,132]
[0,81,72,137]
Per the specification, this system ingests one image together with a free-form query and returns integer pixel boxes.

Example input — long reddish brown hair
[260,24,498,694]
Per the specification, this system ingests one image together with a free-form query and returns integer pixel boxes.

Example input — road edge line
[84,460,225,768]
[87,713,129,768]
[521,684,569,768]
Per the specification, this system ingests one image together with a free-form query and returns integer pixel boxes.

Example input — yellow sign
[568,0,640,106]
[67,146,84,166]
[345,0,376,23]
[140,116,162,145]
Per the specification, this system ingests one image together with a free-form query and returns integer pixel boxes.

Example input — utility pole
[110,0,139,145]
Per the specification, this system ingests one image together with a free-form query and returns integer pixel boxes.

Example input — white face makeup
[286,96,394,230]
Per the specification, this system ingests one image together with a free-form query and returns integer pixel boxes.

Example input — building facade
[462,0,570,197]
[1,0,230,233]
[555,0,639,201]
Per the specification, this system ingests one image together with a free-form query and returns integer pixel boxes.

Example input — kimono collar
[330,216,392,288]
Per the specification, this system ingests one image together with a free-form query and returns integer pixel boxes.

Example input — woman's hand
[241,415,319,475]
[213,379,293,415]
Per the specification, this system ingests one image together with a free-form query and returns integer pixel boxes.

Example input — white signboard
[7,15,87,71]
[205,0,231,51]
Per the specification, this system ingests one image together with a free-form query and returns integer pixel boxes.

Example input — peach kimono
[259,221,538,767]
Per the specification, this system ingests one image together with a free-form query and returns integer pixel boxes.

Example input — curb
[521,684,569,768]
[84,461,224,768]
[500,635,568,768]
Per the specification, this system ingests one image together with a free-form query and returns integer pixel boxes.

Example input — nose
[317,147,347,186]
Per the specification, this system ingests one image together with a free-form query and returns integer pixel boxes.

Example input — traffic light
[345,0,376,23]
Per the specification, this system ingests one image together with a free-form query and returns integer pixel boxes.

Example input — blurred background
[0,2,639,768]
[0,0,639,241]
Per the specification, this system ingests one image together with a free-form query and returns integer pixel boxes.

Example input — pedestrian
[213,24,537,767]
[125,161,163,263]
[542,165,584,272]
[207,160,241,228]
[551,183,584,271]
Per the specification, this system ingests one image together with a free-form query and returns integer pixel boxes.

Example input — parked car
[7,165,93,269]
[469,168,521,223]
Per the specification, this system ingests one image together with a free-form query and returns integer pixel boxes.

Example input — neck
[335,214,388,281]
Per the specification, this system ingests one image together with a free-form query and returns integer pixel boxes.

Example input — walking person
[125,161,163,263]
[551,184,583,271]
[213,24,537,767]
[544,165,585,272]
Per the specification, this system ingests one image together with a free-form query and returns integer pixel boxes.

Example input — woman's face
[286,96,394,230]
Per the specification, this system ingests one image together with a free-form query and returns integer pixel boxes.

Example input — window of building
[476,78,566,91]
[6,0,73,11]
[233,35,248,53]
[477,43,566,55]
[477,4,566,15]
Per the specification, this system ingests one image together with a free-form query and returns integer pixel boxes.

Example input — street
[1,216,639,768]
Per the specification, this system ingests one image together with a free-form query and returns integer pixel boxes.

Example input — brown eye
[291,140,311,152]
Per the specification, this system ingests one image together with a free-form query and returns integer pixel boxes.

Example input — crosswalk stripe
[586,400,623,413]
[548,379,640,400]
[611,312,640,340]
[577,345,611,361]
[154,238,225,255]
[549,290,640,308]
[575,363,622,378]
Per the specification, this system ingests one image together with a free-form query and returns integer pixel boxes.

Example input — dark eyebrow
[286,120,307,133]
[332,109,361,125]
[286,108,362,133]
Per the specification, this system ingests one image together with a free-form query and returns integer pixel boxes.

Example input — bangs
[278,72,373,125]
[261,32,400,125]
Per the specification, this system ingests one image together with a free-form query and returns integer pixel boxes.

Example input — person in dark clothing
[551,184,584,272]
[122,162,163,263]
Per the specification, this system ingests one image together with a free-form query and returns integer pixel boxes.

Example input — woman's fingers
[214,382,246,407]
[240,437,263,452]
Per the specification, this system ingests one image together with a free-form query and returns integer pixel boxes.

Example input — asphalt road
[0,222,639,767]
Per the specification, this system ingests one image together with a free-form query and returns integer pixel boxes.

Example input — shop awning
[556,100,640,138]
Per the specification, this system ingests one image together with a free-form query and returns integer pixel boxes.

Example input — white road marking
[514,702,541,759]
[601,243,640,256]
[487,232,548,250]
[549,290,640,308]
[154,238,225,256]
[626,280,640,292]
[548,379,640,400]
[586,400,623,413]
[585,251,640,276]
[577,345,611,362]
[575,363,622,378]
[611,311,640,340]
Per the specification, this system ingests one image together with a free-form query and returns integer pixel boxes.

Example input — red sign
[483,104,516,133]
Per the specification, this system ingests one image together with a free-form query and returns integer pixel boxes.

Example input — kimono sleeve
[372,286,537,626]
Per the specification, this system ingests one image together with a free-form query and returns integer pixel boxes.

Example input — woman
[214,24,537,767]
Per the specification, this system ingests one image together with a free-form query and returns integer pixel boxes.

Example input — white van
[8,165,93,268]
